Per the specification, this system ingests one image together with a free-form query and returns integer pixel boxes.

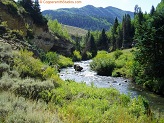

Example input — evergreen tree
[150,6,155,16]
[97,29,109,51]
[75,34,81,52]
[111,17,119,50]
[82,33,97,59]
[122,14,133,48]
[87,34,97,57]
[134,6,164,94]
[116,25,123,49]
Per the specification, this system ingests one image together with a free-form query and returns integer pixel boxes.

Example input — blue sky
[14,0,161,12]
[39,0,161,12]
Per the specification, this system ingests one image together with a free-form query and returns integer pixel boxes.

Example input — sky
[39,0,161,12]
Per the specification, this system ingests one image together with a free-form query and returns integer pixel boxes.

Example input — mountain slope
[0,0,74,56]
[42,5,134,31]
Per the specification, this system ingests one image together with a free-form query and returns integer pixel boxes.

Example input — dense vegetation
[42,5,134,31]
[90,49,133,77]
[132,3,164,95]
[1,40,164,123]
[0,0,164,122]
[89,2,164,95]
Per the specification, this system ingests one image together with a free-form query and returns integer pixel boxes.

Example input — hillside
[0,0,74,56]
[62,24,88,37]
[42,5,134,31]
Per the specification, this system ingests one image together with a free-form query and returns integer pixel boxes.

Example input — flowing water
[59,60,164,115]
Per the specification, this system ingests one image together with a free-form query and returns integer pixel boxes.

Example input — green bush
[45,52,59,66]
[58,55,73,68]
[90,49,134,77]
[0,63,10,77]
[13,50,44,79]
[113,50,123,59]
[91,58,115,76]
[0,74,56,100]
[0,42,13,64]
[90,52,115,76]
[72,50,82,61]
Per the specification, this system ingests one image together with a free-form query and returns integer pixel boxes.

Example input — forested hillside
[42,5,134,30]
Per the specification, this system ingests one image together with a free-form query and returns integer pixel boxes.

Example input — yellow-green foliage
[40,80,159,123]
[72,50,82,61]
[58,55,73,68]
[90,51,115,76]
[91,49,134,77]
[113,49,134,77]
[13,50,44,78]
[48,19,71,40]
[44,51,73,68]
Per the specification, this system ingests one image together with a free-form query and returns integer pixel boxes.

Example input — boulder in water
[74,64,83,71]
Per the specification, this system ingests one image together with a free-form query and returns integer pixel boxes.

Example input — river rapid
[59,60,164,115]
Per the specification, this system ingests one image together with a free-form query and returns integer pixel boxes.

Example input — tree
[116,25,123,49]
[75,34,81,52]
[150,6,155,16]
[18,0,47,25]
[111,17,119,51]
[97,29,109,51]
[134,9,164,94]
[82,33,97,59]
[122,14,133,48]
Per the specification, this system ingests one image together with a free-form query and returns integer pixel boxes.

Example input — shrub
[58,55,73,68]
[10,29,24,40]
[0,42,13,64]
[90,52,115,76]
[72,50,82,61]
[42,66,58,79]
[82,51,93,60]
[13,78,55,100]
[0,92,61,123]
[13,50,44,79]
[0,63,10,77]
[45,52,59,66]
[113,50,123,59]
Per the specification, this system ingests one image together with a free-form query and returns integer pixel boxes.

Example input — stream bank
[59,60,164,115]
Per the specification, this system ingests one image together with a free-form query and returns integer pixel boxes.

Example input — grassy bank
[0,42,163,123]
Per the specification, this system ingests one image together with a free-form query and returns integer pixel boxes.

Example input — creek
[59,60,164,115]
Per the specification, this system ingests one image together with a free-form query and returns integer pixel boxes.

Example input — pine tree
[122,14,133,48]
[150,6,155,16]
[88,34,97,57]
[111,17,119,50]
[82,33,97,59]
[97,29,109,51]
[116,25,123,49]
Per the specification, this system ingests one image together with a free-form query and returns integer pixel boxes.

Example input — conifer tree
[111,17,119,50]
[97,29,109,51]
